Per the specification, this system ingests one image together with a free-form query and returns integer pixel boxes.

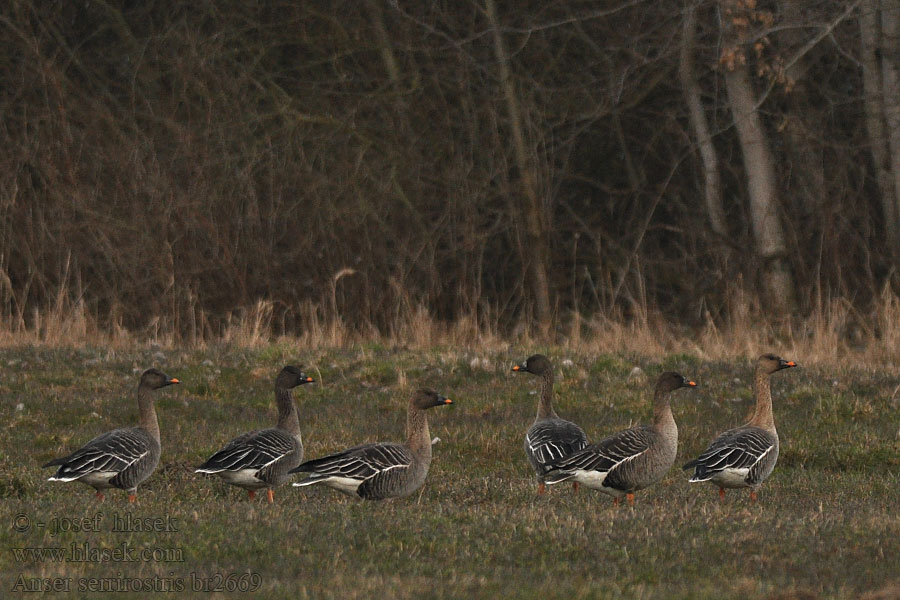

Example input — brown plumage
[513,354,588,494]
[43,369,180,502]
[291,389,452,500]
[683,353,797,502]
[195,365,314,503]
[544,371,696,506]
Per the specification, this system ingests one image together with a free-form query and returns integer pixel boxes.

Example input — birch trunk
[723,53,796,311]
[679,4,728,239]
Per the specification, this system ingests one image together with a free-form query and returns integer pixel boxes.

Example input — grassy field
[1,344,898,599]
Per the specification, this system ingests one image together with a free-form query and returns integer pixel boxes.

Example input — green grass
[1,347,898,599]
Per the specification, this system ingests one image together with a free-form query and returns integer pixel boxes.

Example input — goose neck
[749,369,776,433]
[536,371,558,419]
[275,387,301,436]
[407,404,433,460]
[651,389,677,438]
[137,386,161,444]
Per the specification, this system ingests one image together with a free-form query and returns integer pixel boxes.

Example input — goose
[512,354,588,494]
[290,388,451,500]
[195,365,314,503]
[43,368,180,502]
[543,371,696,506]
[683,353,797,502]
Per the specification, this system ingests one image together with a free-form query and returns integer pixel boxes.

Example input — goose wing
[196,428,295,473]
[44,428,150,481]
[684,427,776,481]
[290,442,413,482]
[545,426,652,476]
[526,418,588,465]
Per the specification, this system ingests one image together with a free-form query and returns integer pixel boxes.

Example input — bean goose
[290,388,452,500]
[683,353,796,502]
[43,369,180,502]
[543,372,696,506]
[195,365,314,503]
[512,354,588,494]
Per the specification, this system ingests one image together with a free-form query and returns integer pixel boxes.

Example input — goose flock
[42,353,796,505]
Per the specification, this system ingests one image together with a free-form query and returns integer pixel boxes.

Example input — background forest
[2,0,899,348]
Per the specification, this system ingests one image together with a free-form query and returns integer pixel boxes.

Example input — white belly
[709,468,751,488]
[73,472,117,488]
[569,470,625,497]
[217,469,265,489]
[294,476,362,496]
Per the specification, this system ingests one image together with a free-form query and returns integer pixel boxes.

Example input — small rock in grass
[628,366,643,379]
[202,359,214,367]
[562,359,575,368]
[15,403,24,412]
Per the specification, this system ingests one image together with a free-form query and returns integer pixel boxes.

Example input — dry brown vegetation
[6,285,900,376]
[3,2,900,346]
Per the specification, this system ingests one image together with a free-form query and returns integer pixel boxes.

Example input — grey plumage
[683,353,796,501]
[291,388,452,501]
[513,354,588,491]
[293,443,417,500]
[525,418,588,466]
[683,426,778,487]
[195,365,313,502]
[43,368,179,501]
[543,371,696,505]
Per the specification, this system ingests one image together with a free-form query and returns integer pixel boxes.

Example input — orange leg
[572,482,579,493]
[95,491,105,502]
[247,490,256,501]
[128,494,136,503]
[749,490,758,503]
[613,497,620,507]
[267,488,275,504]
[626,492,635,507]
[537,482,546,495]
[719,487,726,501]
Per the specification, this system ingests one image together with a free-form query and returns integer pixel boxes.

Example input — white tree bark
[720,2,796,310]
[680,3,728,239]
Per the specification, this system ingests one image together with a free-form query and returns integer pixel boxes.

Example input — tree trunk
[722,38,796,311]
[485,0,552,335]
[861,0,900,260]
[679,3,728,239]
[880,0,900,269]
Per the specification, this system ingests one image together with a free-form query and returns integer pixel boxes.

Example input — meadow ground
[1,344,898,599]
